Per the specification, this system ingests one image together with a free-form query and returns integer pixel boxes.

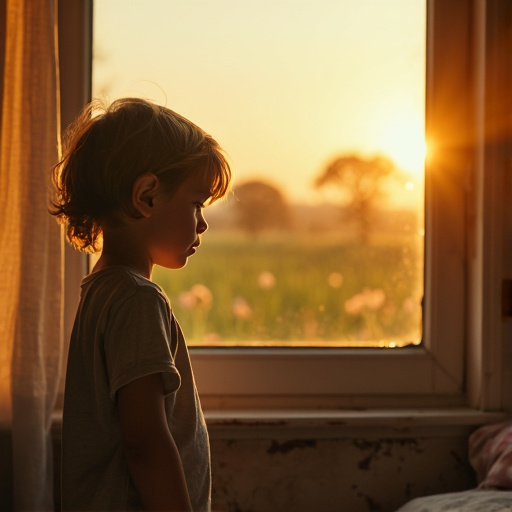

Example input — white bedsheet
[396,489,512,512]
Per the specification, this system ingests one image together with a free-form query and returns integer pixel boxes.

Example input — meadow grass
[153,230,423,347]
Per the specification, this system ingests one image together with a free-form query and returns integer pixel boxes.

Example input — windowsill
[50,408,508,440]
[203,408,509,439]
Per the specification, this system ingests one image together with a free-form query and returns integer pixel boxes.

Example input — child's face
[147,173,210,269]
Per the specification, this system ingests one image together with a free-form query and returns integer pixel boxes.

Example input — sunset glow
[93,0,426,206]
[379,121,427,176]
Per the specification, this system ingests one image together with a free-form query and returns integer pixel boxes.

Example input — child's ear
[132,173,159,218]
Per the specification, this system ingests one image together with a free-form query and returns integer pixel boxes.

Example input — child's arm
[117,373,193,512]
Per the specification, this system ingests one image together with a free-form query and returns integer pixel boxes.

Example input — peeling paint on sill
[267,439,317,455]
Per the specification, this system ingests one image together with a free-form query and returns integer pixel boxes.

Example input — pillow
[469,420,512,490]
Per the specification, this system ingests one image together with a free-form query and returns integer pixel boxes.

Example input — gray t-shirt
[61,266,211,511]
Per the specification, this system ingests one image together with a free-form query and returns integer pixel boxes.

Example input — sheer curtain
[0,0,63,510]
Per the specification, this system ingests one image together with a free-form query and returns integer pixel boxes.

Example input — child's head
[50,97,231,253]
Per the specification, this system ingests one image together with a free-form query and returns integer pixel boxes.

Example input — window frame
[59,0,511,412]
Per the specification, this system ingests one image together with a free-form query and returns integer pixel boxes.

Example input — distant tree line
[230,153,407,243]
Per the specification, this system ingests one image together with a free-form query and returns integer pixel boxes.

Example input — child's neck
[94,231,153,279]
[92,255,152,280]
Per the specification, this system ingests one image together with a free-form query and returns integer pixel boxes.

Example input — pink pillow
[469,420,512,490]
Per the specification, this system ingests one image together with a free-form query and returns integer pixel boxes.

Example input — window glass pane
[93,0,426,347]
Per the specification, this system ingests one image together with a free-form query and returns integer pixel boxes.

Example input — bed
[396,421,512,511]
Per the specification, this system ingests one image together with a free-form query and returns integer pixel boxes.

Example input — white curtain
[0,0,63,510]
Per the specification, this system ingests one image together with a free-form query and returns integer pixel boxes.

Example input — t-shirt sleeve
[103,286,181,401]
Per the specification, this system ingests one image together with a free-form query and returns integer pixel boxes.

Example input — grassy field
[153,231,423,347]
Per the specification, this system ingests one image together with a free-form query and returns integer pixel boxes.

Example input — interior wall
[209,421,486,512]
[209,431,475,512]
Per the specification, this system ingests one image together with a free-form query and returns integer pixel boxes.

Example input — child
[50,97,231,511]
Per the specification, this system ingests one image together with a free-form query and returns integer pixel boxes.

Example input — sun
[375,107,427,176]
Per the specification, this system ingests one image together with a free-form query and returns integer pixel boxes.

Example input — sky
[93,0,426,206]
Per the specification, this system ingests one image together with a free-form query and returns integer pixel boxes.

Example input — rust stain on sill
[267,439,317,455]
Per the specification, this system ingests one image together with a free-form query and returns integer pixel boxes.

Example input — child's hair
[50,97,231,253]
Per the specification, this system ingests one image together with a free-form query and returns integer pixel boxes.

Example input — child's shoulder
[82,265,167,304]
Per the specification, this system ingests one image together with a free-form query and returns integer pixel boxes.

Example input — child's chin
[167,258,188,270]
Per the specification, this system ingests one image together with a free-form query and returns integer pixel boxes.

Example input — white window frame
[59,0,511,412]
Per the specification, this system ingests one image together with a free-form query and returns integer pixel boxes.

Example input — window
[92,0,426,350]
[60,0,511,411]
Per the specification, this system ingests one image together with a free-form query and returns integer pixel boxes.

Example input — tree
[315,154,401,244]
[234,180,292,234]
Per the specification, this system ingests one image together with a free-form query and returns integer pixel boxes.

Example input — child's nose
[197,213,208,234]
